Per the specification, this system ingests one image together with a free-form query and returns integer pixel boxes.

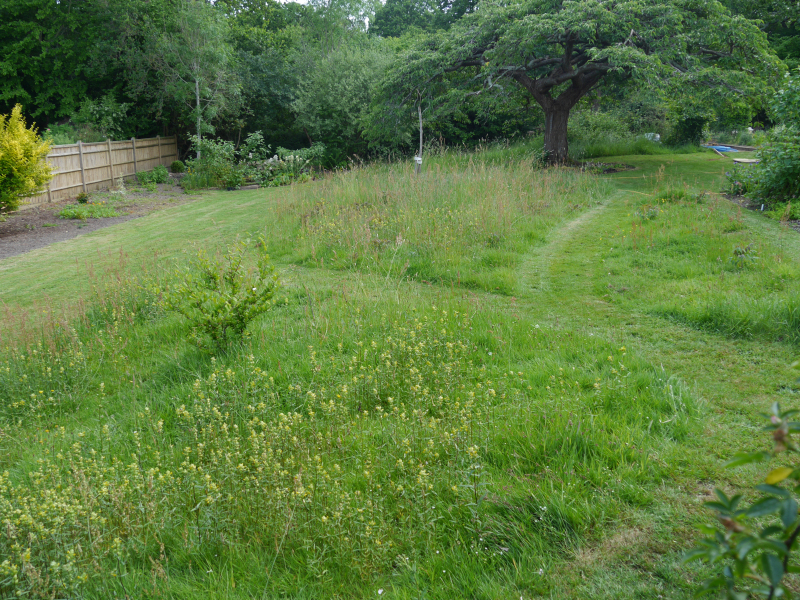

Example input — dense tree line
[0,0,797,164]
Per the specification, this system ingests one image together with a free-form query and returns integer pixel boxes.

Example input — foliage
[0,0,100,122]
[182,131,273,190]
[725,164,758,196]
[148,0,241,151]
[159,239,279,348]
[58,201,119,220]
[72,93,133,141]
[291,36,391,164]
[137,164,169,185]
[371,0,477,37]
[0,104,52,213]
[261,142,325,185]
[749,71,800,202]
[171,160,185,173]
[568,110,632,144]
[42,123,82,146]
[369,0,781,163]
[752,127,800,202]
[182,135,238,189]
[685,399,800,599]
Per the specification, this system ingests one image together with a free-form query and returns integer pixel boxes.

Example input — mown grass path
[509,155,799,597]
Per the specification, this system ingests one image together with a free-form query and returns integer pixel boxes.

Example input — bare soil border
[0,183,200,260]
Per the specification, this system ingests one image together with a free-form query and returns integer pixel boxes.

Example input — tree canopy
[370,0,784,161]
[0,0,792,163]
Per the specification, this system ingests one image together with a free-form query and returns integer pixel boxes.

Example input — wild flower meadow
[4,148,795,598]
[0,276,693,598]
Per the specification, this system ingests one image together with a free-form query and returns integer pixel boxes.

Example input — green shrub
[76,192,89,204]
[0,104,52,213]
[159,239,280,349]
[170,160,185,173]
[568,110,631,144]
[180,168,217,191]
[752,126,800,202]
[58,202,118,220]
[666,116,708,145]
[724,163,758,196]
[686,399,800,599]
[746,71,800,203]
[137,165,169,186]
[151,164,169,183]
[42,123,79,145]
[260,143,325,187]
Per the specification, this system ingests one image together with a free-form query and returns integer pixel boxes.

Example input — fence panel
[23,136,179,209]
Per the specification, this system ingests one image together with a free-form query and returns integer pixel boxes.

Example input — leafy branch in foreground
[685,395,800,599]
[158,238,280,349]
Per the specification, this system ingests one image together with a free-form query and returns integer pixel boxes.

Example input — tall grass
[263,156,611,295]
[0,263,696,598]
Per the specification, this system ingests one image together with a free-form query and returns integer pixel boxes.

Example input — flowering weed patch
[0,294,695,598]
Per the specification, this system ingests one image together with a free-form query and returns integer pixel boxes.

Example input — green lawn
[1,149,798,599]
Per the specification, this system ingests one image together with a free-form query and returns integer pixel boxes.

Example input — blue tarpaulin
[703,145,739,152]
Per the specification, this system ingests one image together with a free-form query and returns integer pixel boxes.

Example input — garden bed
[0,183,198,260]
[724,193,800,234]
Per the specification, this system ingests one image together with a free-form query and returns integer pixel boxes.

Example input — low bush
[180,132,325,190]
[170,160,185,173]
[686,399,800,599]
[724,163,758,196]
[0,104,52,213]
[137,164,169,185]
[158,238,280,349]
[752,125,800,202]
[746,70,800,203]
[58,202,118,220]
[568,110,632,144]
[259,143,325,187]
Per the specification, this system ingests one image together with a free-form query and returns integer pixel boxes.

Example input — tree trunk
[543,108,570,164]
[195,77,201,159]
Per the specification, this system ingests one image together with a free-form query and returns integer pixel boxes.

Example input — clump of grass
[265,157,611,295]
[58,202,119,220]
[653,187,707,204]
[0,330,90,423]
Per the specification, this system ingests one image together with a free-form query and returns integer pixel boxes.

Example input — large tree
[373,0,783,162]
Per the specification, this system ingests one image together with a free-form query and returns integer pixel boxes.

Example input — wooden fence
[23,136,178,209]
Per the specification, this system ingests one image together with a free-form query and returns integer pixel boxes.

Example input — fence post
[157,135,162,164]
[107,139,115,184]
[131,137,138,176]
[77,141,87,193]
